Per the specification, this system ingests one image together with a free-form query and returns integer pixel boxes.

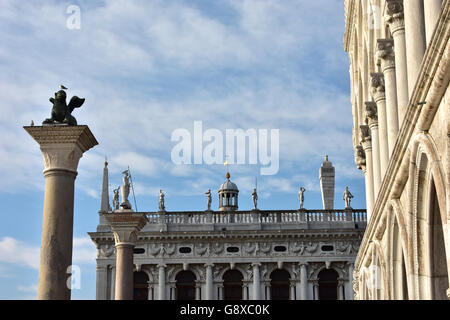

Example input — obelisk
[24,125,98,299]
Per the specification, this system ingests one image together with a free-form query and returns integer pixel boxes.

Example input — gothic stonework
[345,0,449,300]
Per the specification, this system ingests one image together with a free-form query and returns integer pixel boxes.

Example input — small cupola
[218,172,239,211]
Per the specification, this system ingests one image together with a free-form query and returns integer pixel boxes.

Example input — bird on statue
[59,84,68,90]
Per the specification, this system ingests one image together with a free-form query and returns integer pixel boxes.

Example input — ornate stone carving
[243,242,257,255]
[291,241,306,255]
[370,73,386,103]
[376,39,395,71]
[354,145,366,170]
[259,242,271,255]
[365,101,378,126]
[195,243,208,256]
[98,243,115,258]
[359,125,371,144]
[384,0,404,34]
[211,242,224,255]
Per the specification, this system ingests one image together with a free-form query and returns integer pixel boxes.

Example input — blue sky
[0,0,365,299]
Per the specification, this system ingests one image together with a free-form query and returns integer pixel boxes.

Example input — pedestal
[24,125,98,300]
[104,211,148,300]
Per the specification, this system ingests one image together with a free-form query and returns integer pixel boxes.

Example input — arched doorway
[270,269,290,300]
[133,271,149,300]
[223,270,243,300]
[428,179,448,299]
[318,269,338,300]
[176,270,196,300]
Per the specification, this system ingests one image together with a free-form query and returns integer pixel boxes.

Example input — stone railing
[144,209,367,225]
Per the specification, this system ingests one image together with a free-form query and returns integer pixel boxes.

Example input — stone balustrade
[143,209,367,225]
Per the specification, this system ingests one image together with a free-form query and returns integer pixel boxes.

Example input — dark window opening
[223,270,243,300]
[226,246,239,253]
[179,247,192,254]
[176,270,196,300]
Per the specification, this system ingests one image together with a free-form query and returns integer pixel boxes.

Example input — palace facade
[89,157,366,300]
[344,0,449,299]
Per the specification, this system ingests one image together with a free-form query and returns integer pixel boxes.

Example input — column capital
[157,263,167,269]
[360,125,372,149]
[251,262,261,268]
[105,212,148,246]
[354,145,366,171]
[204,263,214,268]
[298,262,309,268]
[370,73,386,103]
[376,39,395,71]
[384,0,405,34]
[365,102,378,127]
[24,125,98,174]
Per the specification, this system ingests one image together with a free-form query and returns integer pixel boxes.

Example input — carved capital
[384,0,404,34]
[376,39,395,71]
[24,125,98,174]
[370,73,386,102]
[360,125,372,152]
[365,102,378,126]
[104,212,148,246]
[354,145,366,170]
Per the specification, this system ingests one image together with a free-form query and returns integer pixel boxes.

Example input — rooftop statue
[43,87,85,125]
[205,189,212,211]
[298,186,306,210]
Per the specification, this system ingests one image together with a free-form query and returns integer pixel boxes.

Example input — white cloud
[0,237,40,270]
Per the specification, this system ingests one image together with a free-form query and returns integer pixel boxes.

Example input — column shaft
[370,123,381,195]
[38,170,76,300]
[205,264,213,300]
[424,0,442,45]
[300,264,308,300]
[252,263,261,300]
[384,66,400,149]
[114,244,134,300]
[347,263,354,300]
[158,265,166,300]
[404,0,426,95]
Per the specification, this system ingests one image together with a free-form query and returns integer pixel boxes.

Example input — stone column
[370,71,389,177]
[374,40,399,158]
[265,283,271,300]
[105,212,148,300]
[110,266,116,300]
[252,263,261,300]
[313,280,319,300]
[403,0,426,96]
[96,265,108,300]
[424,0,442,45]
[385,1,409,124]
[360,125,374,219]
[346,263,354,300]
[290,283,296,300]
[242,282,248,300]
[205,263,214,300]
[365,102,381,196]
[24,125,98,300]
[195,281,201,300]
[337,279,345,300]
[158,264,166,300]
[299,263,308,300]
[218,283,224,300]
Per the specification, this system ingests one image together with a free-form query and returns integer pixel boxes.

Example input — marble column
[290,283,296,300]
[375,39,399,156]
[110,266,116,300]
[424,0,442,45]
[370,71,389,176]
[299,263,308,300]
[252,263,261,300]
[347,263,354,300]
[158,264,166,300]
[265,283,271,300]
[243,282,249,300]
[385,1,409,125]
[96,265,108,300]
[218,284,224,300]
[313,280,319,300]
[24,125,98,300]
[365,102,381,196]
[105,212,148,300]
[360,125,374,219]
[195,281,201,300]
[403,0,426,96]
[337,279,345,300]
[205,263,214,300]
